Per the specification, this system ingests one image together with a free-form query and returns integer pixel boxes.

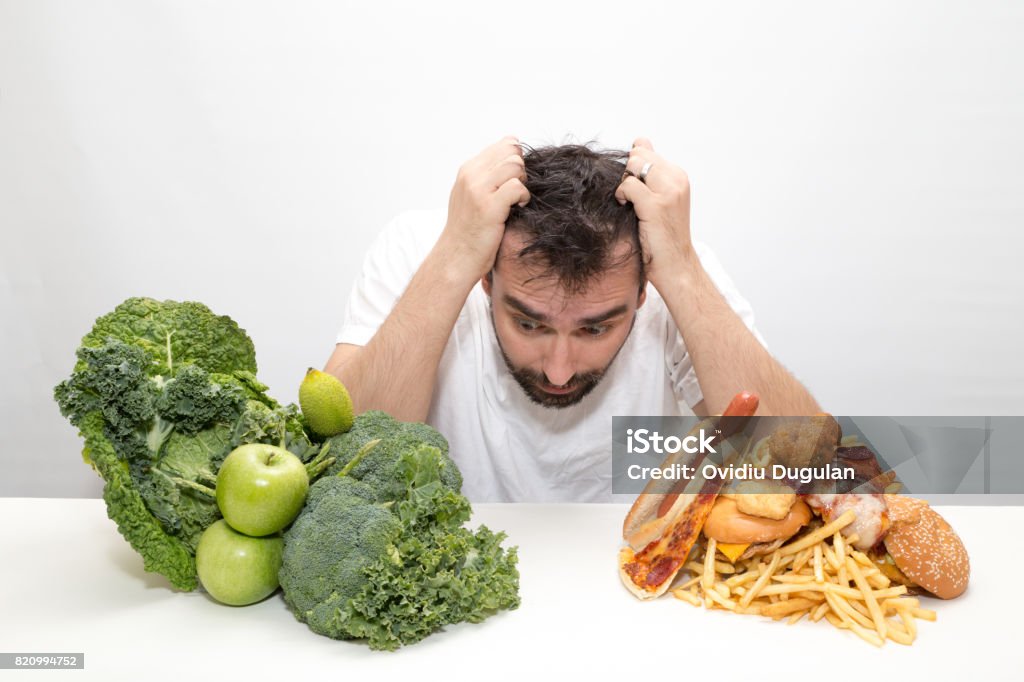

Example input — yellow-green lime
[299,368,354,437]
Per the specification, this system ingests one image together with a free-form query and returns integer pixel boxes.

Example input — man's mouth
[538,381,578,396]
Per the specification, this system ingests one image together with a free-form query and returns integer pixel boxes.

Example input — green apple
[216,443,309,536]
[196,520,283,606]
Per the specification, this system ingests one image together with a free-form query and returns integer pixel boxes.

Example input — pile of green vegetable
[54,297,520,650]
[281,411,520,650]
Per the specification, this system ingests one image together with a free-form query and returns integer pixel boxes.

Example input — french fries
[702,537,718,594]
[671,512,938,646]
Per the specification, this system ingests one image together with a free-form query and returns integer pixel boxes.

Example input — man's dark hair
[498,143,644,294]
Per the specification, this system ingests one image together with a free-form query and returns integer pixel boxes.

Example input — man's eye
[515,318,541,332]
[583,324,610,336]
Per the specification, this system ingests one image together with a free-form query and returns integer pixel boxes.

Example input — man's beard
[489,306,636,409]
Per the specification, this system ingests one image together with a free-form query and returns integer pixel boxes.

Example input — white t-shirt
[337,210,766,503]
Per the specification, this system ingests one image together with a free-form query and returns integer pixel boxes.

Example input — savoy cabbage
[54,297,314,590]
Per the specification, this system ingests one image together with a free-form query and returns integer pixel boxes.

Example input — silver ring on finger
[638,162,654,183]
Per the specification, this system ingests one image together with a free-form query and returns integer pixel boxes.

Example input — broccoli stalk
[337,438,381,478]
[303,442,337,481]
[166,475,216,499]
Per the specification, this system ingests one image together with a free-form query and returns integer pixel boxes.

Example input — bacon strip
[835,446,897,493]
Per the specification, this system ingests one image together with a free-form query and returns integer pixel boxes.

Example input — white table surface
[1,499,1020,681]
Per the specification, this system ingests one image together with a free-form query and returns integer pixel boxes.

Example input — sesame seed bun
[883,495,970,599]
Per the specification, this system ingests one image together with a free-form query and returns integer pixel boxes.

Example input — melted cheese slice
[716,542,751,563]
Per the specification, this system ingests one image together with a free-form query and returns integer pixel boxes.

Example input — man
[325,137,819,501]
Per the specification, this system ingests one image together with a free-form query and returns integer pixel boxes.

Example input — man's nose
[542,335,575,386]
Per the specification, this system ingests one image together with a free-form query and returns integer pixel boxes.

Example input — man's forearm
[327,138,529,422]
[326,238,478,422]
[659,252,820,417]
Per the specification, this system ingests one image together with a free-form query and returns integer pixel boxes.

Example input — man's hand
[614,137,820,416]
[440,136,531,281]
[614,137,695,291]
[324,137,528,423]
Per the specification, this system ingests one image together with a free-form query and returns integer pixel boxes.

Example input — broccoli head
[324,411,462,500]
[279,476,403,626]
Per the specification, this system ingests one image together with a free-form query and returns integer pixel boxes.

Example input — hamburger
[876,494,970,599]
[702,486,812,562]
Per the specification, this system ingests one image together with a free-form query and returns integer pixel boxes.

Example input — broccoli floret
[279,444,520,651]
[305,471,378,508]
[324,411,462,500]
[280,477,403,626]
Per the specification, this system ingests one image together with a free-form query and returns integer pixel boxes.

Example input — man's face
[481,231,646,408]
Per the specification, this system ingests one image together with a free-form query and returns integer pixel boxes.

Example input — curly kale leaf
[156,365,247,435]
[346,523,520,650]
[54,339,161,464]
[280,444,520,651]
[230,400,318,465]
[392,444,472,530]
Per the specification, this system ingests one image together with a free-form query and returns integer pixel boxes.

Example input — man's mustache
[511,366,603,390]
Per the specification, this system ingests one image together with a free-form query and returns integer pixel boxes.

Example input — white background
[2,1,1022,497]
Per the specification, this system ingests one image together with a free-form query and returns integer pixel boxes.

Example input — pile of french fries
[671,509,936,646]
